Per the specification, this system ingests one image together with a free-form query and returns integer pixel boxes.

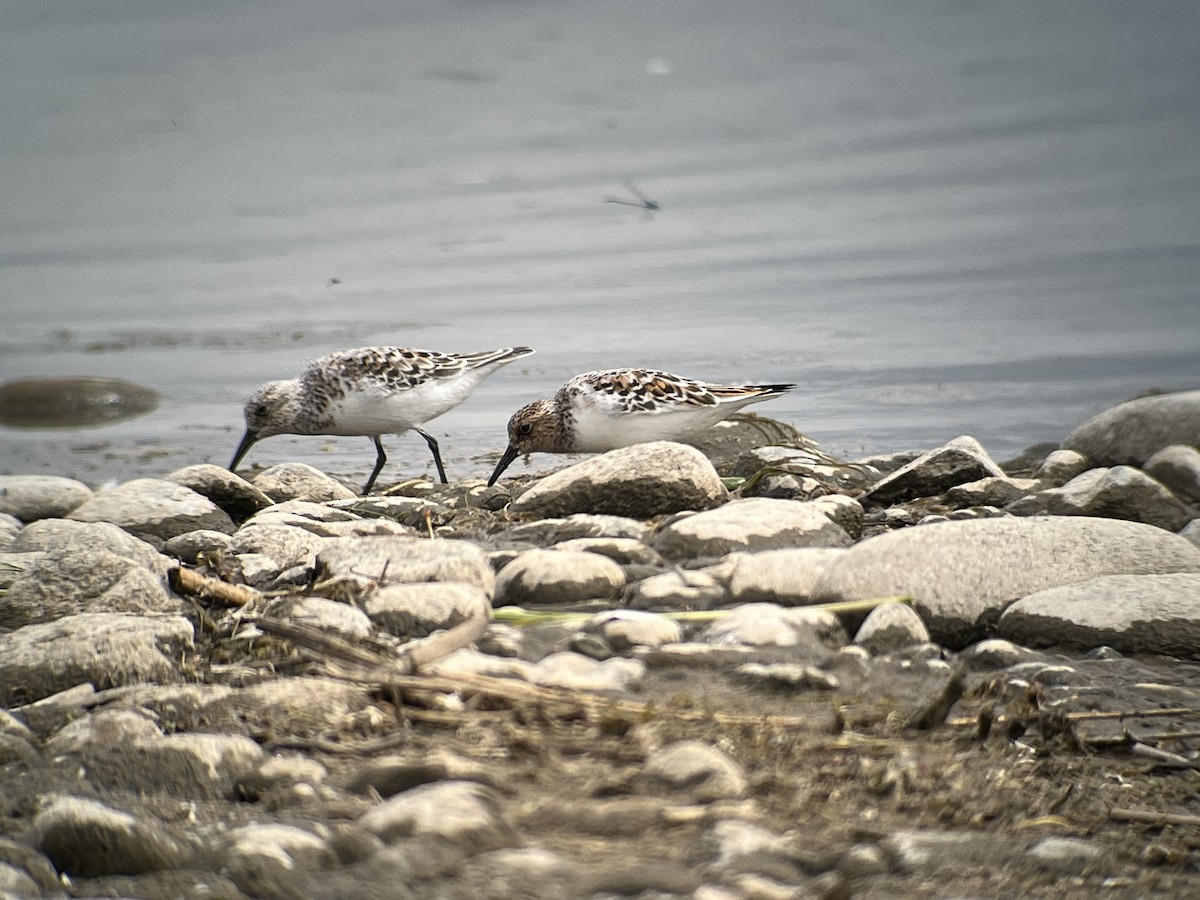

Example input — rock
[162,529,234,564]
[0,548,179,629]
[699,603,845,652]
[531,652,646,692]
[31,795,191,877]
[506,514,648,545]
[45,708,163,754]
[554,536,665,566]
[810,517,1200,647]
[859,436,1006,505]
[494,548,625,606]
[957,639,1038,670]
[510,441,728,519]
[11,518,171,573]
[0,613,194,705]
[316,536,495,595]
[807,494,865,540]
[237,753,329,802]
[1027,836,1102,875]
[723,548,847,606]
[1062,390,1200,467]
[641,741,746,801]
[838,844,888,878]
[1143,444,1200,505]
[941,476,1034,509]
[654,498,852,561]
[0,838,60,895]
[356,781,517,851]
[585,610,682,649]
[215,823,336,897]
[427,648,536,681]
[1000,441,1062,476]
[345,751,503,798]
[1182,519,1200,550]
[252,463,357,502]
[998,573,1200,658]
[704,819,789,869]
[68,478,235,544]
[735,662,841,692]
[203,678,377,740]
[82,731,266,800]
[229,522,328,586]
[0,475,93,521]
[1007,465,1193,531]
[625,569,726,611]
[853,602,930,654]
[365,583,491,636]
[0,512,20,545]
[1035,449,1090,487]
[166,464,274,521]
[265,596,373,641]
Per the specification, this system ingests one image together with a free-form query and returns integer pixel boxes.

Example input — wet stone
[68,478,236,544]
[957,638,1038,670]
[166,464,274,521]
[365,582,491,636]
[0,475,94,521]
[494,548,625,606]
[853,602,930,655]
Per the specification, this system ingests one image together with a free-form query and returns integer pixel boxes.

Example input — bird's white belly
[322,375,482,436]
[570,403,726,452]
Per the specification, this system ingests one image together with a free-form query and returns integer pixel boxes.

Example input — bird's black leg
[414,427,449,483]
[362,436,388,495]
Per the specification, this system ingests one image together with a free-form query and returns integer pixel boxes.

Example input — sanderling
[487,368,795,486]
[231,345,534,493]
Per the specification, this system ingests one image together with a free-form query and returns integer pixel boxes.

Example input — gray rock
[882,828,1019,874]
[1,548,178,630]
[942,476,1035,509]
[0,837,60,895]
[1026,836,1102,875]
[810,517,1200,648]
[724,548,847,606]
[510,441,728,519]
[704,819,789,868]
[0,861,40,895]
[494,548,625,606]
[1035,449,1090,487]
[0,613,194,704]
[1182,519,1200,550]
[162,529,234,564]
[806,494,865,540]
[859,436,1006,505]
[654,498,852,562]
[850,449,923,475]
[316,536,495,595]
[998,573,1200,658]
[252,463,357,502]
[356,781,517,851]
[735,661,841,692]
[230,522,328,586]
[11,517,171,573]
[625,569,727,610]
[83,731,266,800]
[365,582,491,636]
[641,740,746,801]
[1008,465,1193,531]
[215,823,336,897]
[265,595,373,641]
[203,677,377,740]
[67,478,235,544]
[166,463,274,521]
[853,602,930,654]
[345,751,502,798]
[507,513,649,545]
[838,844,889,878]
[45,708,163,754]
[957,638,1038,670]
[1062,390,1200,467]
[699,603,845,651]
[427,648,536,681]
[585,610,682,649]
[238,754,329,801]
[554,536,664,566]
[0,475,94,521]
[531,652,646,692]
[31,795,191,877]
[1144,444,1200,505]
[0,511,20,545]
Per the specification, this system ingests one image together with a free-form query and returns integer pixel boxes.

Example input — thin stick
[168,566,261,607]
[1109,808,1200,828]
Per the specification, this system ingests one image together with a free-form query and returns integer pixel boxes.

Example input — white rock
[365,582,491,636]
[0,475,94,521]
[357,781,516,850]
[494,548,625,605]
[699,603,845,650]
[641,740,746,801]
[1034,449,1089,486]
[586,610,682,649]
[251,463,357,502]
[68,478,235,543]
[531,652,646,692]
[625,569,726,610]
[724,548,847,605]
[654,498,852,561]
[853,602,930,654]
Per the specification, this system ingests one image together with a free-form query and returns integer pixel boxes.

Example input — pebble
[585,610,682,649]
[1035,449,1090,486]
[494,548,625,605]
[699,603,845,652]
[356,780,517,851]
[0,474,94,521]
[1143,444,1200,505]
[625,568,727,610]
[723,548,846,605]
[654,498,852,561]
[31,795,191,877]
[165,463,274,521]
[853,602,931,654]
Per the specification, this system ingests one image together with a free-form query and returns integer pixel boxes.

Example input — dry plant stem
[168,566,261,607]
[948,707,1200,729]
[1109,808,1200,828]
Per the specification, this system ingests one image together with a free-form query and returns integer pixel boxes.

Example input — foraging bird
[231,346,534,493]
[487,368,794,486]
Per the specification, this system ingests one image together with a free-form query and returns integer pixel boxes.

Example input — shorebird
[231,346,534,493]
[487,368,795,485]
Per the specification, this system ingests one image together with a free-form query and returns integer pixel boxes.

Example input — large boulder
[67,479,235,544]
[1062,390,1200,467]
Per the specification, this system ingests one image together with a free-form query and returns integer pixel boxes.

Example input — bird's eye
[255,404,270,417]
[518,422,533,436]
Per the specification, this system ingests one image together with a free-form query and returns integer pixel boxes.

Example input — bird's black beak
[229,430,258,473]
[487,444,521,487]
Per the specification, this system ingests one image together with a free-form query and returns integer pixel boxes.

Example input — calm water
[2,0,1198,486]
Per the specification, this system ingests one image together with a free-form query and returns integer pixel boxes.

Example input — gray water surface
[3,0,1198,485]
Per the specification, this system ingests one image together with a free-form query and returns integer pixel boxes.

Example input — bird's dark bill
[487,444,521,487]
[229,430,259,472]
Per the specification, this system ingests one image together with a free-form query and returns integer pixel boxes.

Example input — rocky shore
[1,389,1199,898]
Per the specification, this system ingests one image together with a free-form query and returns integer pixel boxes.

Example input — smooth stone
[237,754,329,801]
[942,476,1035,509]
[11,518,171,573]
[1035,449,1090,487]
[850,449,924,475]
[741,471,826,500]
[510,441,728,519]
[1027,836,1102,875]
[853,602,931,654]
[251,463,357,502]
[165,464,274,521]
[806,494,865,540]
[585,610,682,649]
[1007,465,1193,532]
[554,536,665,566]
[723,548,847,606]
[265,595,373,641]
[507,514,649,545]
[0,861,40,895]
[859,436,1006,505]
[162,529,234,564]
[316,536,495,595]
[810,517,1200,648]
[31,796,190,877]
[0,613,194,705]
[704,819,789,868]
[699,603,845,652]
[625,569,727,611]
[68,478,235,543]
[0,475,94,521]
[426,648,537,681]
[344,751,503,798]
[1062,390,1200,467]
[735,662,840,692]
[365,582,491,636]
[356,781,517,851]
[0,548,179,630]
[1182,519,1200,550]
[654,498,852,561]
[531,651,646,692]
[203,677,377,739]
[494,548,625,606]
[216,824,336,896]
[1143,444,1200,505]
[838,844,889,878]
[641,740,747,801]
[230,522,328,586]
[882,828,1021,874]
[998,573,1200,658]
[45,708,163,754]
[957,638,1038,670]
[82,732,266,800]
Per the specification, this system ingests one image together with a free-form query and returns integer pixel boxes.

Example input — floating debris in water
[0,377,159,428]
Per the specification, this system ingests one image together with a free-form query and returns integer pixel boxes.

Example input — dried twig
[168,566,262,607]
[1110,807,1200,828]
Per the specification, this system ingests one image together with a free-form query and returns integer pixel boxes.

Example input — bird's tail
[460,347,536,368]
